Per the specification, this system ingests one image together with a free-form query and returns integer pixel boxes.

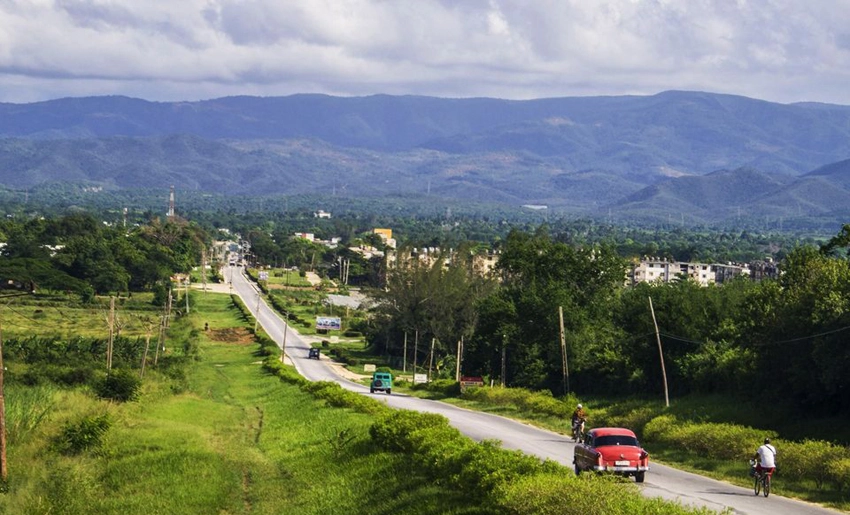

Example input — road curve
[225,268,843,515]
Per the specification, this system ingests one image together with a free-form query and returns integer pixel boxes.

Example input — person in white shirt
[753,437,777,477]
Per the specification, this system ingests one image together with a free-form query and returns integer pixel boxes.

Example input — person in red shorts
[753,437,777,477]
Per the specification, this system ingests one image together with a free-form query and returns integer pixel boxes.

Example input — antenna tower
[167,186,175,217]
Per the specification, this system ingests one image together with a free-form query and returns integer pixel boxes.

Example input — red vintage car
[573,427,649,482]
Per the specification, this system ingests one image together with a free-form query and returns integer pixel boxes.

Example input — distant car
[308,348,321,360]
[370,372,392,395]
[573,427,649,482]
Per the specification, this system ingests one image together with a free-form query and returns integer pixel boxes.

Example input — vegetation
[0,293,501,514]
[3,205,850,512]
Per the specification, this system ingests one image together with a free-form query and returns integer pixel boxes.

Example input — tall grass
[0,292,490,514]
[4,384,55,443]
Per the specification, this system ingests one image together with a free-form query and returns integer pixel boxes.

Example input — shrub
[494,471,712,515]
[370,410,449,453]
[58,366,95,386]
[52,413,111,455]
[343,330,361,337]
[781,439,846,489]
[424,379,461,396]
[643,415,769,460]
[95,369,141,402]
[830,457,850,492]
[643,414,677,443]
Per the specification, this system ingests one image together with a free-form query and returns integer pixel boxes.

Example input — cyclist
[753,437,777,478]
[571,403,587,440]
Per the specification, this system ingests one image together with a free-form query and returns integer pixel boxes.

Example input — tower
[167,185,175,217]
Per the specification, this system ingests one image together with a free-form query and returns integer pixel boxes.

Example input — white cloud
[0,0,848,104]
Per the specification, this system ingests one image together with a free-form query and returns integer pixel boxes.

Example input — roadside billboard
[316,316,342,331]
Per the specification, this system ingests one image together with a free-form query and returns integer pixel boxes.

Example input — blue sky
[1,0,849,105]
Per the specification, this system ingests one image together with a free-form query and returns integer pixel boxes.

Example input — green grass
[262,267,312,288]
[0,291,489,515]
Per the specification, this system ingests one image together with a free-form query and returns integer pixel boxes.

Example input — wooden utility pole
[281,311,288,364]
[648,296,670,407]
[427,338,436,382]
[403,332,408,373]
[202,248,207,293]
[254,292,261,333]
[0,320,7,484]
[501,333,507,387]
[559,306,569,395]
[140,328,152,379]
[165,288,173,328]
[455,337,463,382]
[412,330,418,374]
[154,312,165,366]
[107,296,115,371]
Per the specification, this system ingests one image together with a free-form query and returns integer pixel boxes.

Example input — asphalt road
[226,268,844,515]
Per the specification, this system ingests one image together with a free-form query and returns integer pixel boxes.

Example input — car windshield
[594,435,639,447]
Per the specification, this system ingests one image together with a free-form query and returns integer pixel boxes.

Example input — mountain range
[1,90,850,226]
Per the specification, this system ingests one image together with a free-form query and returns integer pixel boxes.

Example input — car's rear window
[593,435,639,447]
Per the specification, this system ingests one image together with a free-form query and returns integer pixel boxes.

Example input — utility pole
[202,248,207,293]
[107,296,115,372]
[154,310,166,366]
[501,333,507,387]
[281,311,288,364]
[140,326,152,379]
[559,306,569,395]
[648,296,670,407]
[0,319,7,483]
[403,332,408,373]
[428,338,436,382]
[412,330,418,374]
[455,337,463,382]
[254,292,261,333]
[165,287,173,328]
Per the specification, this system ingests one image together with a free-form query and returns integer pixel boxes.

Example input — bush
[643,415,769,460]
[343,330,361,337]
[52,413,111,455]
[781,439,846,489]
[95,369,141,402]
[370,410,449,453]
[830,457,850,492]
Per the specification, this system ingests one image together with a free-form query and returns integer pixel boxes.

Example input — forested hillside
[2,91,850,226]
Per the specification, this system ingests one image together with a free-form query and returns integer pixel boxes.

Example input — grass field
[0,291,488,515]
[1,292,163,340]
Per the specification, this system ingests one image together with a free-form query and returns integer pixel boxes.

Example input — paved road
[226,268,844,515]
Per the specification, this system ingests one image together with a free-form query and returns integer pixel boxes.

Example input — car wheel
[635,471,645,483]
[574,463,581,475]
[386,389,391,395]
[374,380,383,388]
[370,388,375,394]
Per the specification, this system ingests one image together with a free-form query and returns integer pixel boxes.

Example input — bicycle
[749,459,771,497]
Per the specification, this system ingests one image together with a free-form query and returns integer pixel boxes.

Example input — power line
[657,323,850,348]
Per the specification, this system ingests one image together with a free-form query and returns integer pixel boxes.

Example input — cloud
[0,0,848,104]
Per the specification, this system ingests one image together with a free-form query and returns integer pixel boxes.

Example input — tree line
[371,224,850,416]
[0,213,207,300]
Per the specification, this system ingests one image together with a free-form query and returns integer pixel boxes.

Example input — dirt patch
[207,327,255,345]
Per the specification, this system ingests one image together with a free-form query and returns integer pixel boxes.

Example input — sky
[1,0,849,106]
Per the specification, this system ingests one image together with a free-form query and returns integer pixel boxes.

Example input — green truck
[370,372,392,395]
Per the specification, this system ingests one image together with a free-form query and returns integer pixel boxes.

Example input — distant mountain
[1,91,850,225]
